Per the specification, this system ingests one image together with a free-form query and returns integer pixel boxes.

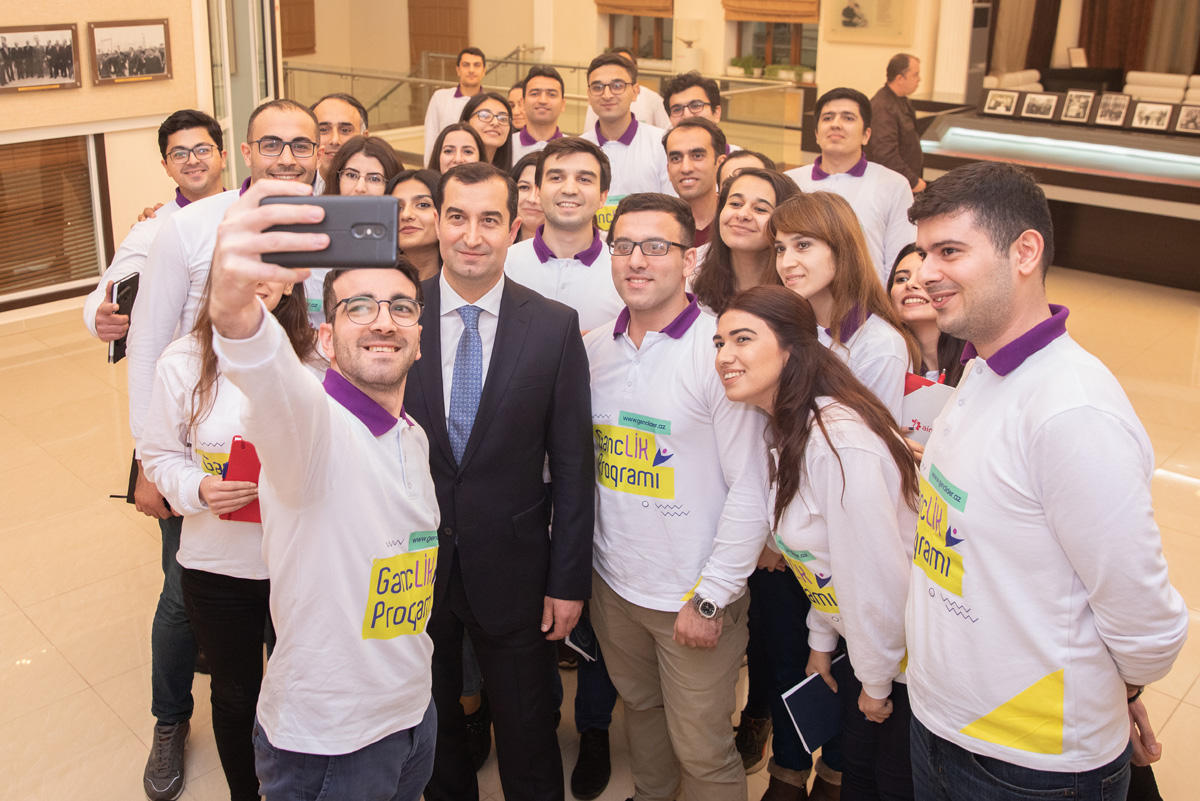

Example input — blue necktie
[448,305,482,464]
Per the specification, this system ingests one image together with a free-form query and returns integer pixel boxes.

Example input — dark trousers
[573,611,618,733]
[837,672,912,801]
[425,553,564,801]
[151,515,195,724]
[181,568,270,801]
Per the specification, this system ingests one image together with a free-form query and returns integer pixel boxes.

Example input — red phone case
[220,436,262,523]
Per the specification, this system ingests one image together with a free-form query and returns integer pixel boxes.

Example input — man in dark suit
[407,161,594,801]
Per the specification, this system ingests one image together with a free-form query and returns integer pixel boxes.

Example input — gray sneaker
[143,720,188,800]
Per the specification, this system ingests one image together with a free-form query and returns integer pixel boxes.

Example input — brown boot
[761,759,809,800]
[734,711,772,773]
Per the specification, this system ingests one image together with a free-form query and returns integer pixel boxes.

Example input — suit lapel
[458,281,531,472]
[411,279,454,466]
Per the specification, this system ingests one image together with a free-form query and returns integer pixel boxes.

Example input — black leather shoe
[571,728,611,800]
[464,694,491,771]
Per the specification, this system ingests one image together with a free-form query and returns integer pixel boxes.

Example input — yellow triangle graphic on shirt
[959,669,1064,755]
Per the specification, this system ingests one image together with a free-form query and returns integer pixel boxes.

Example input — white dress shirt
[438,272,505,419]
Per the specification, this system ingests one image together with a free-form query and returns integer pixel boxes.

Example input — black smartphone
[260,195,398,268]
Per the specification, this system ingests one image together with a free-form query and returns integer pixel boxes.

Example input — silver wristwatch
[692,595,724,620]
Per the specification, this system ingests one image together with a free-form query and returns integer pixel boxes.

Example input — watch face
[699,599,718,618]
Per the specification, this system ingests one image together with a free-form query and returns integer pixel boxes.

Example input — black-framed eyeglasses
[471,109,511,125]
[668,99,714,117]
[335,296,423,326]
[249,137,317,158]
[588,79,629,95]
[608,238,689,257]
[338,168,387,187]
[165,144,218,163]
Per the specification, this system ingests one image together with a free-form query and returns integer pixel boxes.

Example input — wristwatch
[692,595,724,620]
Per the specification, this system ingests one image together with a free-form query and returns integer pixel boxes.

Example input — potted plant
[727,57,748,77]
[776,64,797,82]
[748,55,765,77]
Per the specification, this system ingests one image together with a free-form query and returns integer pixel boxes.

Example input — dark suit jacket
[866,85,923,188]
[405,275,595,636]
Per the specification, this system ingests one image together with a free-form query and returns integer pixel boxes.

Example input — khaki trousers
[591,571,749,801]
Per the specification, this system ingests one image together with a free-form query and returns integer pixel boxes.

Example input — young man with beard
[663,118,725,252]
[311,92,369,192]
[510,66,568,164]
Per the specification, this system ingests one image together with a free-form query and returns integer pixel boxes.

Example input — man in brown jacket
[867,53,925,192]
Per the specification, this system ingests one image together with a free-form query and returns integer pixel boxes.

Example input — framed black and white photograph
[1129,101,1173,132]
[0,24,80,94]
[1175,105,1200,135]
[982,89,1019,116]
[88,19,171,85]
[1020,92,1059,120]
[1060,90,1095,123]
[1094,93,1132,127]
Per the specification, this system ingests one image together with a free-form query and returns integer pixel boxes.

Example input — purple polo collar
[239,177,251,195]
[613,293,701,340]
[454,86,464,98]
[811,155,868,180]
[823,306,868,342]
[531,225,603,266]
[595,116,639,146]
[322,369,409,435]
[961,304,1069,376]
[175,187,192,208]
[519,126,564,146]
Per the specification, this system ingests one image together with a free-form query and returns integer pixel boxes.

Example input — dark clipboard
[781,653,853,754]
[107,272,140,364]
[219,436,262,523]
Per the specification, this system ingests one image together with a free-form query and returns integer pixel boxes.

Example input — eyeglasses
[668,99,714,117]
[609,238,689,257]
[338,168,386,187]
[335,296,423,326]
[472,109,511,125]
[249,137,317,158]
[165,144,218,163]
[588,79,629,95]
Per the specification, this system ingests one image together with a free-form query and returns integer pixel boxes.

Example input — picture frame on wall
[88,19,171,85]
[1060,90,1096,123]
[1175,105,1200,135]
[1094,93,1132,127]
[0,24,81,94]
[823,0,916,46]
[982,89,1020,117]
[1129,100,1173,132]
[1020,92,1059,120]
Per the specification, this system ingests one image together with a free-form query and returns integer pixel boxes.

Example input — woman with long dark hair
[692,168,798,314]
[322,135,403,197]
[460,91,514,170]
[387,169,442,281]
[427,123,485,173]
[510,152,544,242]
[140,277,319,801]
[715,285,917,801]
[771,191,918,421]
[886,244,966,386]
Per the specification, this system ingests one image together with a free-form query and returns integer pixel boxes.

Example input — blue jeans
[910,715,1131,801]
[254,699,437,801]
[150,515,195,724]
[745,568,814,773]
[837,672,912,801]
[574,613,617,732]
[462,634,482,698]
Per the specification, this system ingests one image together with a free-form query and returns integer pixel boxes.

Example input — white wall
[815,0,942,99]
[104,129,180,239]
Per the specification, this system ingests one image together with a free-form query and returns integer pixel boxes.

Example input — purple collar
[595,116,638,146]
[519,126,564,146]
[811,155,868,180]
[823,306,868,342]
[613,294,701,340]
[531,225,603,266]
[174,187,192,208]
[239,177,251,195]
[322,369,407,435]
[454,86,464,98]
[725,143,735,155]
[960,305,1069,376]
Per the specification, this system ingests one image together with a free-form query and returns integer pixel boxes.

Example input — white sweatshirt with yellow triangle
[904,327,1188,772]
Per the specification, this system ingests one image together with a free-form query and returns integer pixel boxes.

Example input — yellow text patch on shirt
[776,538,839,613]
[362,535,437,639]
[594,424,675,499]
[195,448,229,478]
[913,474,965,596]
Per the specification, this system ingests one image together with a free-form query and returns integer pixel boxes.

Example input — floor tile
[1154,700,1200,801]
[0,611,88,725]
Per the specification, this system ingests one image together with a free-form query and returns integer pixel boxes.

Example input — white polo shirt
[127,185,243,446]
[83,190,187,338]
[215,305,440,756]
[818,311,908,423]
[510,126,566,165]
[906,305,1188,772]
[771,401,914,700]
[504,226,623,331]
[423,86,473,164]
[583,117,674,214]
[585,297,769,612]
[786,157,915,285]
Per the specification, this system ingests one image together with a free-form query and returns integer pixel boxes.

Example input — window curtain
[721,0,819,24]
[595,0,673,17]
[1143,0,1200,74]
[991,0,1037,74]
[1025,0,1063,69]
[1079,0,1156,70]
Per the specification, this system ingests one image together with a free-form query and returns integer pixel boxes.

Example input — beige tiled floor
[0,266,1197,800]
